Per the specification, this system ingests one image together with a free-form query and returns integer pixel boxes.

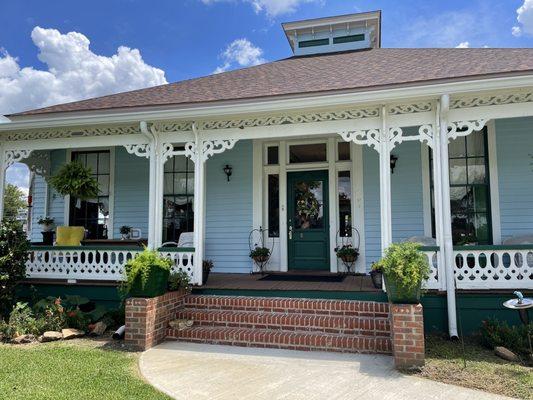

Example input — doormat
[259,274,346,282]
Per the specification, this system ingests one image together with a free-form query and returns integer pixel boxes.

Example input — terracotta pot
[253,255,269,263]
[340,254,357,263]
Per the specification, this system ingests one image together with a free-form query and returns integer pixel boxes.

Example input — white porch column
[139,122,157,248]
[192,125,205,286]
[379,105,392,254]
[438,94,459,338]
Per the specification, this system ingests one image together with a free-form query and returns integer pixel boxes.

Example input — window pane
[467,132,484,157]
[338,142,350,161]
[289,143,327,163]
[174,155,188,172]
[86,153,98,173]
[173,173,188,194]
[98,152,110,174]
[164,174,173,195]
[474,213,490,244]
[449,158,467,184]
[473,186,488,213]
[449,138,466,158]
[98,176,109,196]
[338,171,352,236]
[267,146,279,165]
[450,187,469,215]
[164,158,174,172]
[267,175,279,237]
[186,173,195,194]
[467,157,486,184]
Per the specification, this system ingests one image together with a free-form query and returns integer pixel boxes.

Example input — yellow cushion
[56,226,85,246]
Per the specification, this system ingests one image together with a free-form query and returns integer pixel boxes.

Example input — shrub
[122,249,172,297]
[48,161,100,200]
[374,242,429,301]
[479,318,532,357]
[7,302,42,337]
[33,297,66,332]
[168,270,191,292]
[0,220,30,317]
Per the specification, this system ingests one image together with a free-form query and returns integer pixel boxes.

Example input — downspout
[140,121,156,249]
[439,94,459,338]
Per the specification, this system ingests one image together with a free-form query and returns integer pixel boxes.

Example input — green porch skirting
[15,282,530,335]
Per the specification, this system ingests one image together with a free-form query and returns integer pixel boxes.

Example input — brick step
[166,326,392,354]
[176,308,390,336]
[184,295,389,317]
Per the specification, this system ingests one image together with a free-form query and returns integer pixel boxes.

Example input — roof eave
[2,73,533,132]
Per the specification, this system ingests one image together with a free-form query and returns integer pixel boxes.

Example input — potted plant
[335,244,359,264]
[38,216,55,232]
[374,242,429,304]
[123,248,171,298]
[38,216,55,245]
[202,260,214,285]
[370,262,383,289]
[168,270,191,293]
[48,161,100,245]
[249,246,270,264]
[120,225,132,240]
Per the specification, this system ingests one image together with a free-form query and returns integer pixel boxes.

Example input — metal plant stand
[335,228,360,275]
[248,227,274,275]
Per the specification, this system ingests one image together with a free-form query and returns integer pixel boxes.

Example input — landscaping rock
[89,321,107,336]
[495,346,520,362]
[61,328,85,340]
[11,334,36,344]
[169,319,193,331]
[41,331,63,342]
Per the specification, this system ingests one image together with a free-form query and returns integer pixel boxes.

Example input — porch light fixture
[223,164,233,181]
[390,154,398,174]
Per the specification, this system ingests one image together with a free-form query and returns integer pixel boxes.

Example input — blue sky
[1,0,533,189]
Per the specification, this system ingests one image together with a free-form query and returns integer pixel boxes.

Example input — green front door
[287,170,330,271]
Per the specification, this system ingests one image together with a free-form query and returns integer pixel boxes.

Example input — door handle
[288,225,293,240]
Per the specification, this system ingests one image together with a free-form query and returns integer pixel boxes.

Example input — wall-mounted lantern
[390,154,398,174]
[223,164,233,182]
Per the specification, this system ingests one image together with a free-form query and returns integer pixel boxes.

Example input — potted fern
[48,161,100,245]
[123,249,172,298]
[374,242,429,304]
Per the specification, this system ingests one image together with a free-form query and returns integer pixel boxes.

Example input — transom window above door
[289,143,327,163]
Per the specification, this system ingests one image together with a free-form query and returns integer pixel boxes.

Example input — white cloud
[214,38,265,73]
[1,27,167,192]
[455,41,470,48]
[0,26,167,116]
[513,0,533,36]
[201,0,319,17]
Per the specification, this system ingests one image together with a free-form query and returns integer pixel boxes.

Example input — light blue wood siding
[495,117,533,240]
[205,140,253,273]
[112,147,150,239]
[363,139,425,268]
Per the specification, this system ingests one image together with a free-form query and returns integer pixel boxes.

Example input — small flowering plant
[249,246,270,262]
[334,244,359,262]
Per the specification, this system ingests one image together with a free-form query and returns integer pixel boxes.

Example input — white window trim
[64,147,115,238]
[421,124,501,244]
[487,120,501,244]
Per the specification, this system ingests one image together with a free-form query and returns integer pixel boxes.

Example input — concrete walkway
[140,342,510,400]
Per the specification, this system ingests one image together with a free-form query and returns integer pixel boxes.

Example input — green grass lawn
[0,339,171,400]
[412,335,533,400]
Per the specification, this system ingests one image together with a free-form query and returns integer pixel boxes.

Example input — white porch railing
[453,245,533,290]
[26,246,195,282]
[420,246,442,290]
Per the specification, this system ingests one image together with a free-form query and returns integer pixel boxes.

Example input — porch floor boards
[201,273,380,292]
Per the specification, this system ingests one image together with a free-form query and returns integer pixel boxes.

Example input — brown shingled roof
[10,48,533,117]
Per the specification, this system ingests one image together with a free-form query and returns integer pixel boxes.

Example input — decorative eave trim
[3,123,140,142]
[451,89,533,109]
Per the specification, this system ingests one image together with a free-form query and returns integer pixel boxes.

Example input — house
[1,11,532,349]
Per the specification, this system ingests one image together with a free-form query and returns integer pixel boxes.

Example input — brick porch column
[125,290,188,350]
[390,303,425,369]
